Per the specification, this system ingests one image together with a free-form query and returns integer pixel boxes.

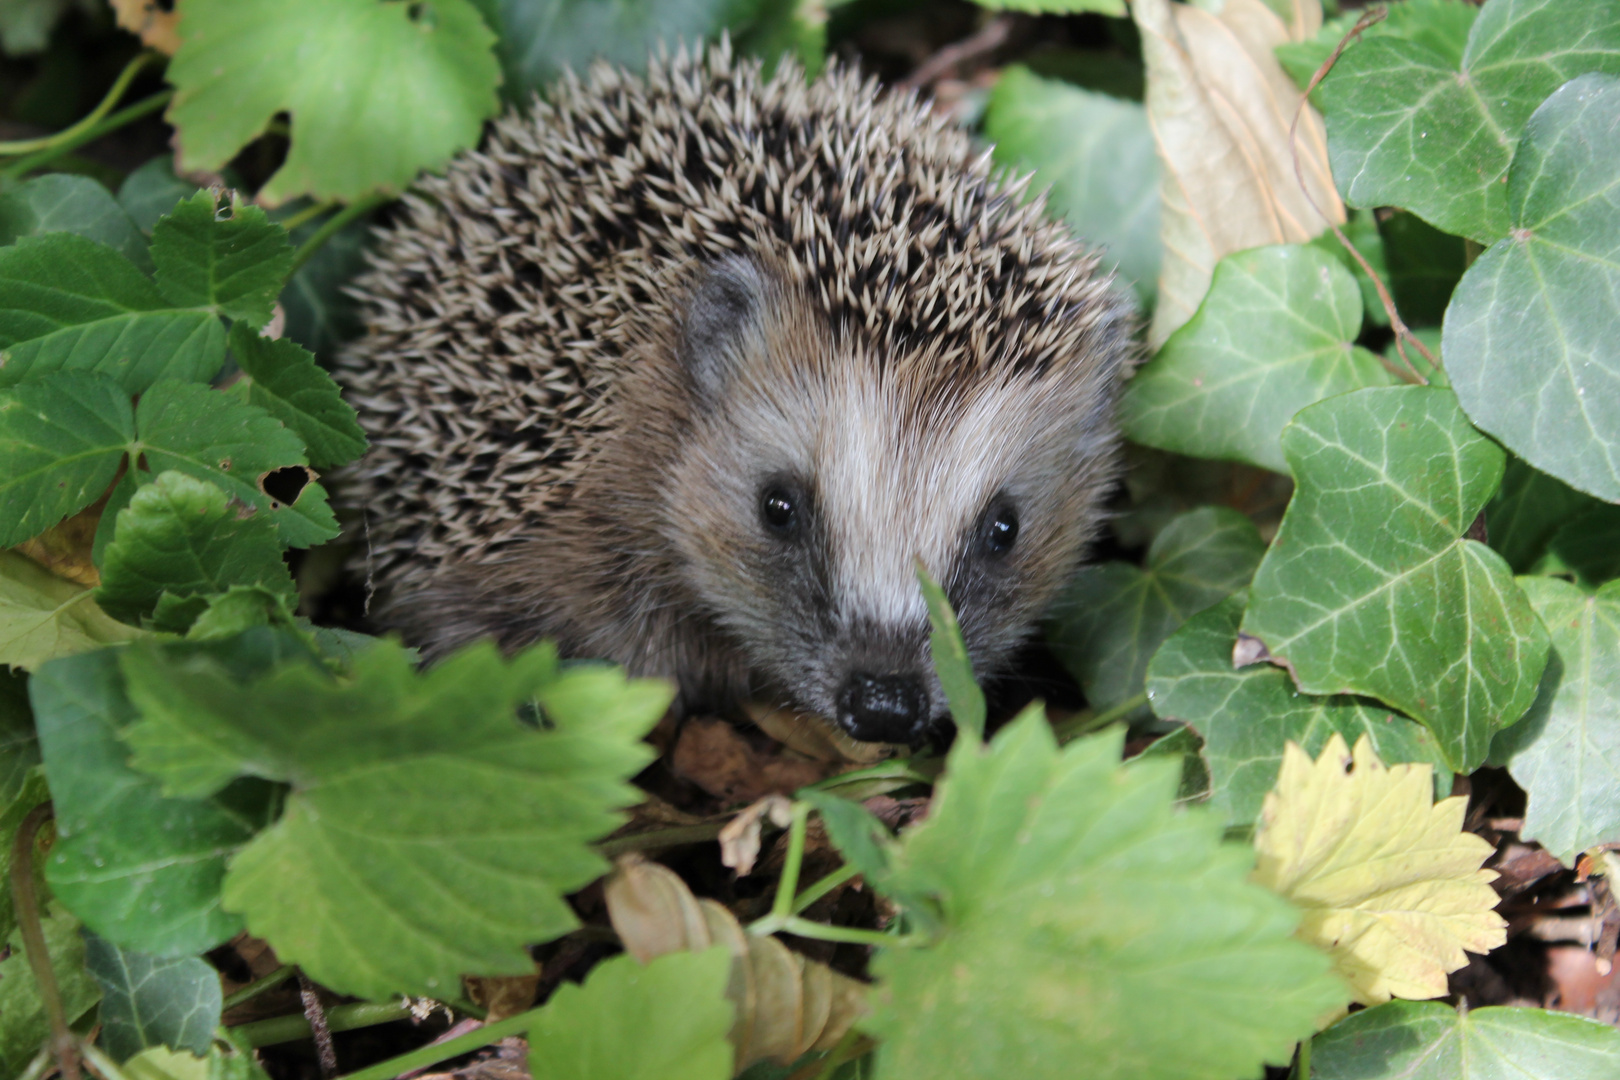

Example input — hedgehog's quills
[336,41,1136,746]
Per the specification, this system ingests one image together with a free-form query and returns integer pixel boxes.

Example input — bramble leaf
[150,191,293,329]
[1311,1000,1620,1079]
[1444,74,1620,503]
[0,173,149,269]
[1239,387,1549,771]
[0,234,223,393]
[166,0,502,204]
[1253,734,1505,1006]
[95,471,297,634]
[527,950,734,1080]
[1147,595,1449,827]
[1314,0,1620,242]
[117,638,667,999]
[227,324,366,469]
[1048,507,1264,724]
[0,370,132,546]
[869,717,1346,1080]
[1490,579,1620,864]
[85,934,222,1062]
[0,551,142,672]
[985,65,1159,305]
[1121,244,1396,474]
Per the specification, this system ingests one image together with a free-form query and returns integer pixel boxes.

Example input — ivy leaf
[1485,457,1601,574]
[1490,579,1620,864]
[527,950,734,1080]
[916,563,984,740]
[1048,507,1264,725]
[0,551,142,672]
[32,646,280,956]
[117,638,667,999]
[1311,1000,1620,1079]
[95,471,297,634]
[1147,595,1450,827]
[868,718,1346,1080]
[85,934,222,1062]
[166,0,502,205]
[117,158,203,235]
[1239,386,1549,772]
[151,191,293,330]
[0,234,223,393]
[1254,734,1505,1005]
[0,905,102,1077]
[1444,73,1620,503]
[1122,244,1396,474]
[124,1043,271,1080]
[984,65,1160,305]
[1539,503,1620,587]
[0,173,150,269]
[1275,0,1479,90]
[1314,0,1620,243]
[1379,209,1467,327]
[227,324,366,469]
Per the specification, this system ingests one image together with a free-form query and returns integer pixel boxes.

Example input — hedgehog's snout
[836,671,930,744]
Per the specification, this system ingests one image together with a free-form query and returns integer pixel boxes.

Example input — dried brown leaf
[719,795,795,877]
[744,701,902,765]
[110,0,181,55]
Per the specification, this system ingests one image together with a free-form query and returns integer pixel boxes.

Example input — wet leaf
[1253,734,1505,1005]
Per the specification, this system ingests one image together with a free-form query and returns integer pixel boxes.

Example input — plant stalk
[288,193,390,274]
[792,862,861,915]
[0,52,160,156]
[333,1006,546,1080]
[10,804,78,1080]
[1,91,173,179]
[233,1000,414,1049]
[222,964,298,1011]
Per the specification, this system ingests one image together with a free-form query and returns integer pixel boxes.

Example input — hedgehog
[335,40,1134,747]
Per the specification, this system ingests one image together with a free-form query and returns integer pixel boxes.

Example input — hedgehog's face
[664,257,1123,745]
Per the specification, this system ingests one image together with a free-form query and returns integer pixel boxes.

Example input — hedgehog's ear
[680,255,767,406]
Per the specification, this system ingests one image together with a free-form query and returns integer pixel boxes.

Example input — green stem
[771,802,812,921]
[0,52,159,156]
[792,861,860,915]
[803,758,937,793]
[595,821,726,858]
[334,1006,547,1080]
[222,964,297,1011]
[288,193,390,274]
[1,90,173,179]
[16,1048,52,1080]
[752,914,917,948]
[233,1000,413,1049]
[79,1041,132,1080]
[1294,1036,1311,1080]
[278,200,338,234]
[1054,691,1149,743]
[11,804,78,1080]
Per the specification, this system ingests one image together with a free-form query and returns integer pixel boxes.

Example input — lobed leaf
[85,934,222,1062]
[869,716,1346,1080]
[1239,386,1549,771]
[1312,1000,1620,1079]
[1315,0,1620,243]
[0,173,149,269]
[1048,506,1264,724]
[166,0,502,204]
[1490,579,1620,863]
[0,551,142,672]
[1444,73,1620,503]
[117,159,203,236]
[1147,595,1449,827]
[150,191,293,329]
[227,323,366,469]
[117,638,667,999]
[1275,0,1480,90]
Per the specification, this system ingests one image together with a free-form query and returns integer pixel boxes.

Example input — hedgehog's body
[337,43,1133,745]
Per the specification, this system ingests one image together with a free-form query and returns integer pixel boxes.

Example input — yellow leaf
[0,550,142,671]
[1133,0,1344,347]
[1253,733,1506,1006]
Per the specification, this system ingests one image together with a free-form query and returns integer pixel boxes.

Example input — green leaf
[916,563,984,740]
[0,769,50,943]
[1275,0,1479,90]
[1239,386,1550,772]
[1048,507,1264,724]
[118,158,204,236]
[0,173,150,270]
[118,638,666,999]
[151,191,294,330]
[1444,73,1620,503]
[1315,0,1620,242]
[0,551,143,672]
[0,370,132,546]
[124,1043,271,1080]
[1147,595,1450,827]
[984,65,1159,306]
[1488,579,1620,863]
[1312,1000,1620,1079]
[166,0,502,205]
[1540,503,1620,587]
[1379,209,1467,327]
[32,647,276,956]
[0,667,40,806]
[0,234,223,393]
[86,934,222,1062]
[0,0,85,55]
[227,324,366,469]
[0,905,102,1076]
[184,586,297,642]
[95,471,297,634]
[1120,244,1397,474]
[870,718,1345,1080]
[1486,457,1601,574]
[798,789,898,898]
[1310,212,1389,328]
[528,950,734,1080]
[278,211,372,360]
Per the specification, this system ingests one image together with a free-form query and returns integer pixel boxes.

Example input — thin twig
[11,804,78,1080]
[897,15,1018,93]
[1285,5,1434,385]
[299,972,339,1078]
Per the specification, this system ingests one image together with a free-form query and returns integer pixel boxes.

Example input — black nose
[836,672,929,743]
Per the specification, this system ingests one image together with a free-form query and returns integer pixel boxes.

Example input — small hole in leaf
[261,466,311,506]
[218,458,232,471]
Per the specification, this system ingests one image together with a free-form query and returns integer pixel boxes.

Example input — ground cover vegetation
[0,0,1615,1077]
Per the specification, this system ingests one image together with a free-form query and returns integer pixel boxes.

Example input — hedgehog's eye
[981,505,1019,558]
[760,486,799,536]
